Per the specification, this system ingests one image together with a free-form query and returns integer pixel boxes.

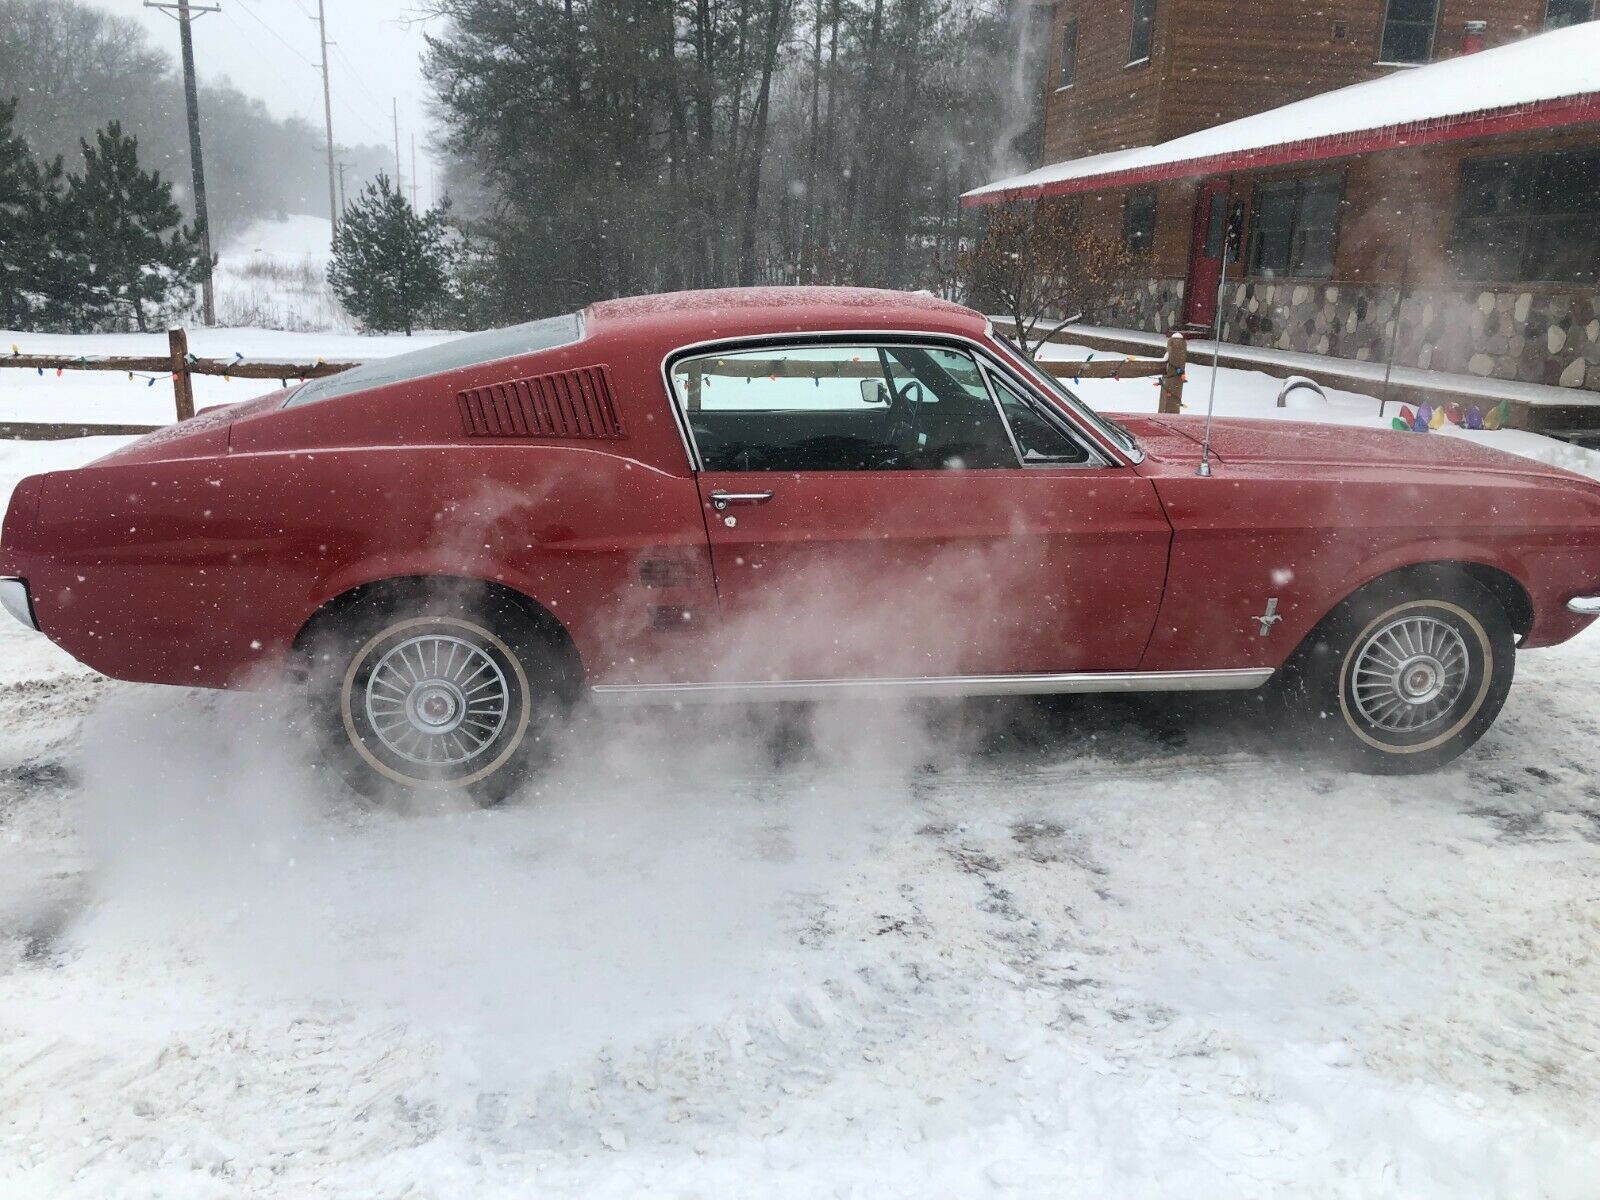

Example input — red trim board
[962,92,1600,206]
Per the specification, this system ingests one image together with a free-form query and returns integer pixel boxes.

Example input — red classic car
[4,287,1600,800]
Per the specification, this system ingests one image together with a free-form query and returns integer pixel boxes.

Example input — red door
[694,469,1172,681]
[1183,177,1231,330]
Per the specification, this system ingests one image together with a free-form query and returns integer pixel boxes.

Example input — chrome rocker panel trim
[1568,595,1600,616]
[0,578,37,631]
[590,668,1275,706]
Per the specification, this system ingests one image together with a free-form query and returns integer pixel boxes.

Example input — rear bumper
[1569,596,1600,615]
[0,578,38,631]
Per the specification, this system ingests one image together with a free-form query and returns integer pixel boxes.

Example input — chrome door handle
[710,490,774,512]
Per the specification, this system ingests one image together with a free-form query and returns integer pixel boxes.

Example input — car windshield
[993,333,1142,459]
[286,313,584,406]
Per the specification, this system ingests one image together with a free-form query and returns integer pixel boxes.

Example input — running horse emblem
[1254,597,1283,638]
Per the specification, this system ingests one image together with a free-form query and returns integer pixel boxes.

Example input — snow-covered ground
[1042,343,1600,481]
[3,333,1600,1197]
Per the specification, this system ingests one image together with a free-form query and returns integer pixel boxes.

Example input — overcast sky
[117,0,442,207]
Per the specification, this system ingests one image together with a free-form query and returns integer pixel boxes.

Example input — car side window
[671,343,1018,472]
[988,373,1092,465]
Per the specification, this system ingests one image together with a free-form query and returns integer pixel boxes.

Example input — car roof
[585,286,989,343]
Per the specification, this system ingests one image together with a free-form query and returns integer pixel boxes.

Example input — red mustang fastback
[3,287,1599,800]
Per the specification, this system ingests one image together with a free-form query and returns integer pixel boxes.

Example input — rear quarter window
[286,313,584,407]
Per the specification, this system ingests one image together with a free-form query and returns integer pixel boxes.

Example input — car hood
[1123,414,1591,483]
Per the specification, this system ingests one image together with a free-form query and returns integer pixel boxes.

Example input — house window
[1378,0,1437,63]
[1129,0,1156,63]
[1122,189,1157,253]
[1545,0,1594,28]
[1449,149,1600,284]
[1059,18,1079,87]
[1246,175,1342,278]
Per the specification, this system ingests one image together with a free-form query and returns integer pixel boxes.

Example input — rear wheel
[302,588,574,805]
[1283,569,1515,773]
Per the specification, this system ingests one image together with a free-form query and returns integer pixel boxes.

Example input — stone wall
[1219,281,1600,391]
[1096,275,1600,391]
[1088,278,1186,337]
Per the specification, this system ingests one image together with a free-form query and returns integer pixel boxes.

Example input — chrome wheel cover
[364,634,510,766]
[1350,614,1471,734]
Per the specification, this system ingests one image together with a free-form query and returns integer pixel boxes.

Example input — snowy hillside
[213,215,348,333]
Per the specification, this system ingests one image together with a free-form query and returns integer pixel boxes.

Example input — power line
[229,0,320,68]
[230,0,388,145]
[330,42,394,123]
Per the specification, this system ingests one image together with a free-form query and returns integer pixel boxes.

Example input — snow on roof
[964,21,1600,205]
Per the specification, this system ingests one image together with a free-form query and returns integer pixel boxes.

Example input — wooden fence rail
[3,327,358,438]
[3,322,1188,442]
[990,321,1187,415]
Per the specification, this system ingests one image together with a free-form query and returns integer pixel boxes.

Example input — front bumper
[0,578,38,630]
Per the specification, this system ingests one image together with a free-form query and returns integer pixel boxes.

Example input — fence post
[686,361,703,411]
[168,326,195,421]
[1158,332,1186,415]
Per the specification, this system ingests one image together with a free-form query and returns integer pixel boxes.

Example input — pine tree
[0,97,86,331]
[0,97,32,327]
[329,174,454,336]
[26,154,87,330]
[0,97,42,328]
[67,121,201,332]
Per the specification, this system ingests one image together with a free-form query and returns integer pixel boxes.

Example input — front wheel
[1284,570,1515,773]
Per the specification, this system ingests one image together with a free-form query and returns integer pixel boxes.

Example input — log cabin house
[965,2,1600,398]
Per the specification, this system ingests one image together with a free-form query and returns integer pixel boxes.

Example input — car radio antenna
[1197,211,1233,479]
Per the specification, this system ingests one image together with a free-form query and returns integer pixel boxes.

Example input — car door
[667,338,1172,683]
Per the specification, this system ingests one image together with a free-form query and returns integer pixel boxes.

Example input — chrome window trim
[975,358,1106,469]
[591,667,1273,705]
[983,323,1146,464]
[658,328,1132,474]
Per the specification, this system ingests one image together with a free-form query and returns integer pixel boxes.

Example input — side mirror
[860,379,890,406]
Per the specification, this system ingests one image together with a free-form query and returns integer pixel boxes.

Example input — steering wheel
[882,380,924,463]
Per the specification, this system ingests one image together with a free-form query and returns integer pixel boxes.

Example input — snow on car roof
[588,286,979,327]
[964,21,1600,204]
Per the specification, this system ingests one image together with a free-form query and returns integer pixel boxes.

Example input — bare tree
[956,200,1132,359]
[424,0,1047,320]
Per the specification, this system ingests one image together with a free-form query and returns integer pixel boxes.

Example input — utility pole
[392,98,402,194]
[145,0,219,326]
[314,0,338,242]
[409,134,420,209]
[336,161,349,213]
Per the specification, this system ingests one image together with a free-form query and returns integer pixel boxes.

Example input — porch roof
[962,21,1600,207]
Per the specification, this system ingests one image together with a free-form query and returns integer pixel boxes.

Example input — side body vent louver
[457,366,625,439]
